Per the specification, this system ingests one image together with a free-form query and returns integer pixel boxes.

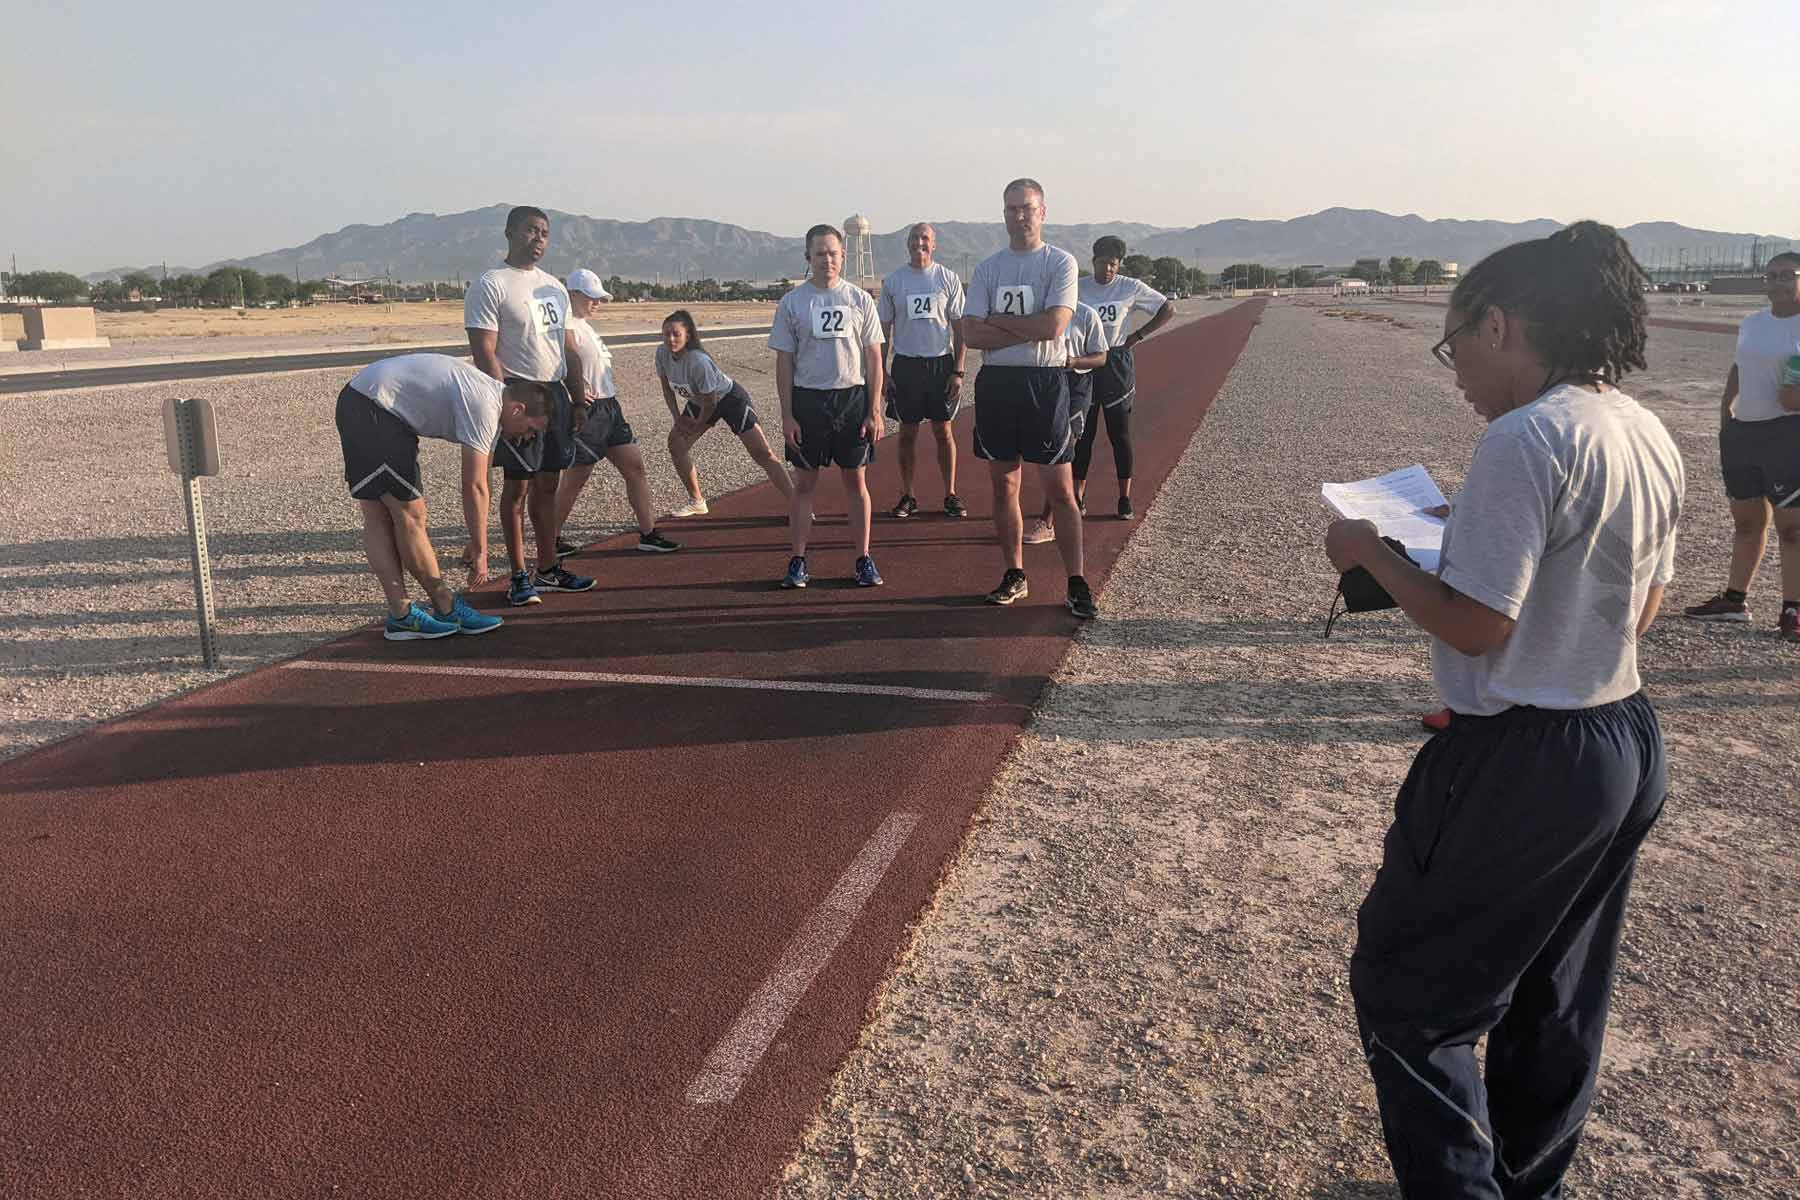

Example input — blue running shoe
[384,602,458,641]
[532,564,595,593]
[436,595,504,635]
[781,555,809,589]
[507,570,541,606]
[854,555,884,587]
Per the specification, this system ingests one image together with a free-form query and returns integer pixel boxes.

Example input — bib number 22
[814,306,851,339]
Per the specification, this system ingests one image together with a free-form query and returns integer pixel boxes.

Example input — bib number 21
[997,285,1033,316]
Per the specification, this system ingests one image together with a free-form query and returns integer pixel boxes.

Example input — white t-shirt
[1432,384,1685,716]
[1079,275,1168,347]
[877,262,966,360]
[349,354,502,453]
[964,244,1079,368]
[1064,302,1109,375]
[1732,308,1800,423]
[463,264,570,383]
[656,344,734,400]
[768,279,884,389]
[568,318,615,400]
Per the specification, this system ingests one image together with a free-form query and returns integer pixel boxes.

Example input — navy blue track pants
[1351,691,1666,1199]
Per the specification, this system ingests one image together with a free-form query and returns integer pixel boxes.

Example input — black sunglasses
[1432,319,1472,368]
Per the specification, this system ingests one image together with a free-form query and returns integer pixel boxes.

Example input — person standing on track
[1076,236,1176,520]
[1324,221,1684,1200]
[769,224,886,590]
[1682,250,1800,641]
[962,178,1095,618]
[658,309,794,516]
[1025,299,1108,545]
[334,353,549,639]
[551,269,681,556]
[877,222,968,519]
[464,205,596,607]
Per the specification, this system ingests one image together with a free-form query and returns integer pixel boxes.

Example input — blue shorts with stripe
[972,365,1071,466]
[336,384,423,501]
[786,385,874,471]
[494,379,574,479]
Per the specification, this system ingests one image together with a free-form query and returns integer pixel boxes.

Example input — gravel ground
[775,299,1797,1199]
[0,332,780,759]
[2,299,1793,1197]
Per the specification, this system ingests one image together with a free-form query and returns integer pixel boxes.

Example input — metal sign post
[162,398,222,668]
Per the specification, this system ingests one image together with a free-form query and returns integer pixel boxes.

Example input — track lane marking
[686,811,922,1105]
[280,659,991,702]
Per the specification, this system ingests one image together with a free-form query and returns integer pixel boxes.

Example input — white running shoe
[671,497,709,518]
[1022,520,1056,545]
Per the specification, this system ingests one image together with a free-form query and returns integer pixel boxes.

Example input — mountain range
[86,206,1794,284]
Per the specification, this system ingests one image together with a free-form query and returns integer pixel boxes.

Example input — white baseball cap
[566,268,612,300]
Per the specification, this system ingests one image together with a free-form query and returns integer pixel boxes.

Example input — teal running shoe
[384,602,458,641]
[436,595,504,635]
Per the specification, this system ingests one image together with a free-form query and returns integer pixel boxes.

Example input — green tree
[1219,263,1274,288]
[1185,266,1208,291]
[91,279,125,304]
[1415,260,1446,284]
[163,274,204,305]
[1121,254,1154,280]
[12,271,89,302]
[1292,267,1317,287]
[263,273,296,304]
[1150,256,1186,295]
[120,270,159,297]
[1387,257,1416,288]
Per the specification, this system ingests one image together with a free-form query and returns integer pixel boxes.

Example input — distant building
[1440,261,1459,281]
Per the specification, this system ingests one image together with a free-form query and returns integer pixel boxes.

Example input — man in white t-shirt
[877,223,967,519]
[962,178,1094,618]
[768,224,886,590]
[334,354,549,640]
[551,269,681,557]
[464,205,595,607]
[1683,250,1800,641]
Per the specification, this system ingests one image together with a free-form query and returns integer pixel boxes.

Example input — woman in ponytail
[1322,221,1686,1198]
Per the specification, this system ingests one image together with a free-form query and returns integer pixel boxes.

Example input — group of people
[334,179,1178,637]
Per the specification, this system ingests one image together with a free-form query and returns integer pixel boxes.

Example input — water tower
[843,213,875,286]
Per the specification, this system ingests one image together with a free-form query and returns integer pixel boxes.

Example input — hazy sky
[5,0,1793,273]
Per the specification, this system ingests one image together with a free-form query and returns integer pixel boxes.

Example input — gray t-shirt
[877,262,966,359]
[1079,275,1167,346]
[349,354,503,452]
[1064,302,1108,374]
[656,344,734,401]
[964,244,1079,368]
[463,264,570,383]
[1432,384,1685,715]
[768,280,884,389]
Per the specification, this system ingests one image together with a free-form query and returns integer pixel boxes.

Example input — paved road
[0,325,773,394]
[0,302,1264,1198]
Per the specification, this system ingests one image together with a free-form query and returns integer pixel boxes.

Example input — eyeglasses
[1431,319,1471,368]
[1766,270,1799,283]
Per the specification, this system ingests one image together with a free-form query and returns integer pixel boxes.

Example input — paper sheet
[1320,464,1448,573]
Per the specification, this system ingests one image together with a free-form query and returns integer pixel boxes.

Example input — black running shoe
[1076,495,1087,517]
[1066,575,1097,619]
[637,529,680,553]
[892,493,918,519]
[986,568,1029,606]
[1117,496,1134,520]
[944,493,967,518]
[554,537,579,562]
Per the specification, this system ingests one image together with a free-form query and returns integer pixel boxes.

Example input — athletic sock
[1725,588,1747,605]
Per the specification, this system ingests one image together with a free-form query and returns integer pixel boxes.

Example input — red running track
[0,300,1264,1199]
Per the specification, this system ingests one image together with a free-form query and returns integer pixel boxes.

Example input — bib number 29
[1097,302,1121,325]
[997,285,1033,316]
[813,306,851,339]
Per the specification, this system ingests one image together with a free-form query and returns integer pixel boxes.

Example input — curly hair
[1450,220,1649,383]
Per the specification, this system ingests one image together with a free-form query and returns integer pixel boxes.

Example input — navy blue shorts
[1060,372,1094,462]
[973,365,1071,466]
[569,395,636,465]
[886,353,961,425]
[1093,346,1136,411]
[684,381,760,435]
[787,385,874,471]
[495,379,573,479]
[337,385,423,501]
[1720,415,1800,507]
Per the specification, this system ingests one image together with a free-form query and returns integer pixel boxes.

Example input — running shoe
[638,529,681,553]
[891,493,918,519]
[1780,607,1800,643]
[854,555,884,587]
[781,555,809,589]
[532,564,595,593]
[507,570,541,606]
[986,568,1029,606]
[1684,592,1750,622]
[944,493,967,519]
[1023,520,1056,545]
[435,595,504,635]
[384,602,458,641]
[671,497,709,518]
[1118,496,1135,520]
[1076,495,1087,517]
[1066,575,1097,619]
[554,536,580,562]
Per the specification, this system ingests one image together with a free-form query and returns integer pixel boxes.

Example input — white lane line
[281,660,991,703]
[686,811,922,1105]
